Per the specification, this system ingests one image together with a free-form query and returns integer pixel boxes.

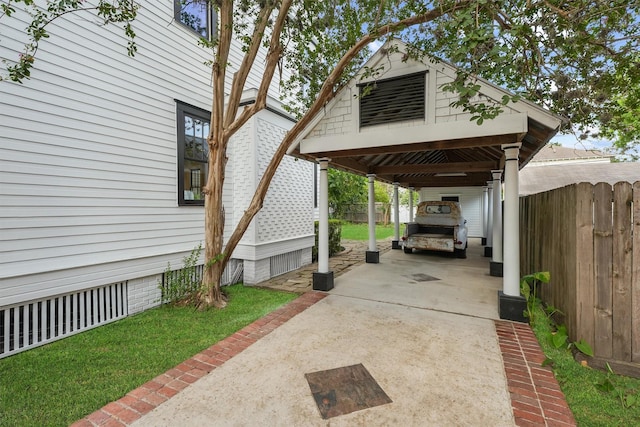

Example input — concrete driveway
[74,240,575,427]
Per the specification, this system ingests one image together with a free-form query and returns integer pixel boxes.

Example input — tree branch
[223,3,276,128]
[211,0,234,148]
[220,4,459,263]
[224,0,292,139]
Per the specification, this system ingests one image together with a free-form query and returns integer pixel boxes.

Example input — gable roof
[529,145,612,164]
[520,162,639,195]
[289,39,563,188]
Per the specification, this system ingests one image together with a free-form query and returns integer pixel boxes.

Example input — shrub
[159,244,203,304]
[312,220,343,261]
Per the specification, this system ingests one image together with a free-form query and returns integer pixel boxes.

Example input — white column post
[490,170,504,277]
[409,187,415,222]
[485,181,494,257]
[366,174,379,263]
[502,144,522,296]
[482,186,489,245]
[392,182,401,249]
[312,158,334,291]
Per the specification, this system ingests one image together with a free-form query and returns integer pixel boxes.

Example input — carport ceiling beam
[402,175,489,187]
[373,161,497,175]
[312,134,521,159]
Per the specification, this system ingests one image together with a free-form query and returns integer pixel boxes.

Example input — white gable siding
[0,2,293,306]
[299,45,528,156]
[418,187,484,238]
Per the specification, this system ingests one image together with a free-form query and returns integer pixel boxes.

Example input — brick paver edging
[71,291,328,427]
[495,320,577,427]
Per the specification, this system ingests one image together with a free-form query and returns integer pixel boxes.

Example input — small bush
[312,220,343,261]
[159,244,203,304]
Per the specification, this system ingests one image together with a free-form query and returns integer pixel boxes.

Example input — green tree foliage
[599,70,640,161]
[1,0,137,82]
[374,181,391,204]
[399,188,419,207]
[328,169,367,218]
[3,0,640,307]
[281,0,640,155]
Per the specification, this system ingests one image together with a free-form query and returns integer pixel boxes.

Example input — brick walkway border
[71,292,328,427]
[495,321,577,427]
[72,292,576,426]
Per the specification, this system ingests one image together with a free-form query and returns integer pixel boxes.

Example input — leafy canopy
[278,0,640,156]
[4,0,640,155]
[1,0,138,82]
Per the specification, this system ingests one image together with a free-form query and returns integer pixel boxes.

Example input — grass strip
[340,222,402,241]
[0,284,297,427]
[531,306,640,426]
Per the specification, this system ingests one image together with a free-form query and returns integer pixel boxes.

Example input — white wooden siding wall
[0,2,284,306]
[418,187,484,237]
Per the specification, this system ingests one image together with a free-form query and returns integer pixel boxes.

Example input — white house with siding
[0,2,314,357]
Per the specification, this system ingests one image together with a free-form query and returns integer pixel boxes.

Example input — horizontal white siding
[418,187,484,237]
[0,1,290,304]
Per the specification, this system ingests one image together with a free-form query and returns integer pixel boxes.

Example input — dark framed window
[358,72,426,128]
[177,101,210,206]
[174,0,217,39]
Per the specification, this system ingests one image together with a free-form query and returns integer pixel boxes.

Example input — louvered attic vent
[359,71,426,128]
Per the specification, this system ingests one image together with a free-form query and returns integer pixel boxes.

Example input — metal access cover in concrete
[305,363,392,419]
[407,273,440,282]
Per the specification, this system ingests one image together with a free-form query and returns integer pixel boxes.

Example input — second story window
[174,0,217,39]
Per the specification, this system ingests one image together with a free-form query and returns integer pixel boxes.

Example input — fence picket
[613,182,633,361]
[633,181,640,363]
[575,183,595,346]
[593,183,614,359]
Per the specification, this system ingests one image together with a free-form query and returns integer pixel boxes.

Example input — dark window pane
[176,0,210,38]
[177,101,210,206]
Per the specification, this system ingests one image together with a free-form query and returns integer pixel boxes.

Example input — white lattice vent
[270,250,303,277]
[0,282,128,359]
[223,259,244,285]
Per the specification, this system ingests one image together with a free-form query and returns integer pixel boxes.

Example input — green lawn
[531,307,640,426]
[340,222,403,241]
[0,284,297,427]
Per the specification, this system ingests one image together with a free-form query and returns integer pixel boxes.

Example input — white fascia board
[232,234,315,260]
[300,113,528,154]
[226,88,296,121]
[287,107,327,155]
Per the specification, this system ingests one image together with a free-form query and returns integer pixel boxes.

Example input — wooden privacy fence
[338,203,390,224]
[520,181,640,368]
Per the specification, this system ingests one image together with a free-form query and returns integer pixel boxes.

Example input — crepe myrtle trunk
[199,136,229,309]
[195,3,452,310]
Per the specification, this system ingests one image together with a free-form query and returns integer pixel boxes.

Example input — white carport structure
[289,40,561,321]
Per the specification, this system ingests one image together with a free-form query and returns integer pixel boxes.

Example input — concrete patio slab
[131,294,513,426]
[73,239,576,427]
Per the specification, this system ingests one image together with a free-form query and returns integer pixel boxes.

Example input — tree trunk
[195,3,449,310]
[199,136,229,309]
